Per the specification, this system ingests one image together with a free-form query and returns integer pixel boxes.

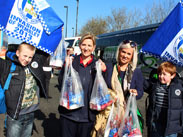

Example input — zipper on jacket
[13,81,25,119]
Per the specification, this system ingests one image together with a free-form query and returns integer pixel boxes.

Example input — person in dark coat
[0,42,47,137]
[40,51,52,98]
[144,61,183,137]
[58,33,106,137]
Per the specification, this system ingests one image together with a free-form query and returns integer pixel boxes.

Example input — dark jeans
[59,116,94,137]
[150,122,177,137]
[6,112,34,137]
[149,107,177,137]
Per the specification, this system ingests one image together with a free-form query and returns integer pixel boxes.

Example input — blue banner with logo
[0,0,64,55]
[140,1,183,66]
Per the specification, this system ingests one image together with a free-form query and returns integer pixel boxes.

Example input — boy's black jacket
[0,51,47,119]
[144,76,183,135]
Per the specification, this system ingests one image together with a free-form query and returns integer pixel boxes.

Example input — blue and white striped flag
[0,0,64,55]
[140,1,183,66]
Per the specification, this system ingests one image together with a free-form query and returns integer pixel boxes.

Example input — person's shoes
[47,96,52,99]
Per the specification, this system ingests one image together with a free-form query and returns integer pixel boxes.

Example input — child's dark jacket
[144,76,183,135]
[0,51,47,120]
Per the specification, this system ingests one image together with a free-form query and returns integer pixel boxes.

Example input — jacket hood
[6,51,19,63]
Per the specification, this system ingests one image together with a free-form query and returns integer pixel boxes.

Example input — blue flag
[0,0,64,55]
[140,1,183,66]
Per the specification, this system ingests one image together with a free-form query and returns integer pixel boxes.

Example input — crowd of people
[0,32,183,137]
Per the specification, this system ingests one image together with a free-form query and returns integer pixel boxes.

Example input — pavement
[0,73,149,137]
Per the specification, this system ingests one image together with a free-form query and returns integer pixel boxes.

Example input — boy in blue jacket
[144,61,183,137]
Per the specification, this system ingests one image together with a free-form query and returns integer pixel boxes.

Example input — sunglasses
[122,40,137,48]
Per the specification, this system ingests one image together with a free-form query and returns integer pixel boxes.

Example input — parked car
[65,36,81,55]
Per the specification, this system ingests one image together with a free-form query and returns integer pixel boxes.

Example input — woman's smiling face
[118,47,134,65]
[79,39,95,58]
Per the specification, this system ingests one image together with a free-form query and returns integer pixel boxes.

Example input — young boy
[0,42,47,137]
[144,61,183,137]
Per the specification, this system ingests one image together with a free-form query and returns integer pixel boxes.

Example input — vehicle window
[65,39,74,47]
[103,46,118,62]
[74,40,80,47]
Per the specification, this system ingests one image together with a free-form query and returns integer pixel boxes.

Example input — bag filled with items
[60,57,84,109]
[50,34,69,68]
[104,99,123,137]
[118,93,142,137]
[90,61,113,111]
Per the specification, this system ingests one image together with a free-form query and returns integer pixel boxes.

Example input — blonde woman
[92,40,144,137]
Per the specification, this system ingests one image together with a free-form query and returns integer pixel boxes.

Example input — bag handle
[4,63,16,91]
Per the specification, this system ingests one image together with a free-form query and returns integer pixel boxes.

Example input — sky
[47,0,180,37]
[8,0,180,44]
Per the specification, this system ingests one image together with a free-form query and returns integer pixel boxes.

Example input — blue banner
[140,2,183,66]
[0,0,64,55]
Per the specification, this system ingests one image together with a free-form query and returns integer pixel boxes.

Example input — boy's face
[158,70,176,85]
[16,46,35,66]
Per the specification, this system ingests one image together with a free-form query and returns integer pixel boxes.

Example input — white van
[65,36,81,55]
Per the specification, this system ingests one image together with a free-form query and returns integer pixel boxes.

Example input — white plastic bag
[59,57,84,110]
[90,61,113,111]
[118,93,142,137]
[104,99,122,137]
[49,34,69,68]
